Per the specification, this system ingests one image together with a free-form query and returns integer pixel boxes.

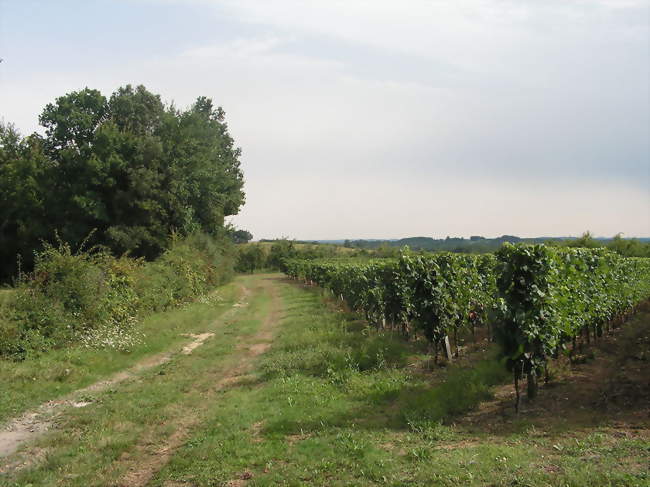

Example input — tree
[0,85,246,281]
[267,239,298,271]
[607,233,650,258]
[232,230,253,244]
[565,231,599,249]
[0,123,51,279]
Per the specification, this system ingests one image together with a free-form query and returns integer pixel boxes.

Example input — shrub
[235,244,267,273]
[1,241,140,358]
[0,232,235,359]
[135,232,234,312]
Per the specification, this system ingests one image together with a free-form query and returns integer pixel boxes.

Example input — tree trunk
[527,369,538,400]
[514,368,521,414]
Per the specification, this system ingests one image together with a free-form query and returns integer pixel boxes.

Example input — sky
[0,0,648,239]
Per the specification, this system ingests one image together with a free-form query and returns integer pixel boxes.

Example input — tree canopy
[0,85,245,281]
[232,230,253,244]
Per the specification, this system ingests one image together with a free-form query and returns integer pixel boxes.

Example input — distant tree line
[0,85,246,281]
[340,233,650,257]
[555,232,650,257]
[236,240,352,273]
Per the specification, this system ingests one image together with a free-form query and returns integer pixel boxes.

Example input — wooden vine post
[443,335,453,362]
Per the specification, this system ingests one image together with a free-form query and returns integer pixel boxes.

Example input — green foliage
[402,359,508,424]
[494,243,650,398]
[134,232,235,312]
[234,244,267,273]
[267,239,299,271]
[394,252,496,346]
[0,85,245,281]
[562,231,601,249]
[0,233,234,359]
[0,123,51,281]
[606,233,650,257]
[285,252,497,351]
[334,233,650,258]
[235,240,346,274]
[231,229,253,244]
[287,246,650,403]
[2,241,140,358]
[553,232,650,257]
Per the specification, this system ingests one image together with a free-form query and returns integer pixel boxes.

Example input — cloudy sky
[1,0,648,239]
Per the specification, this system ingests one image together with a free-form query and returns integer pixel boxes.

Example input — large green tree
[0,124,51,278]
[0,85,245,280]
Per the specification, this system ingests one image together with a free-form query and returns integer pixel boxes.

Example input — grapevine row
[495,244,650,406]
[285,245,650,408]
[285,253,497,360]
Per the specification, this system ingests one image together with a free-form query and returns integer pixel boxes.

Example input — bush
[135,232,234,311]
[235,244,267,273]
[2,241,141,358]
[267,240,298,271]
[234,240,342,274]
[0,232,235,359]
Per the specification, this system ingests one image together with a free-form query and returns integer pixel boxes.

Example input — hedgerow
[0,233,235,359]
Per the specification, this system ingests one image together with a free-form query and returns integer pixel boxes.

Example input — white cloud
[1,0,648,238]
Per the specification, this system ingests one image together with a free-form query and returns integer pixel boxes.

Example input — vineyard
[285,244,650,408]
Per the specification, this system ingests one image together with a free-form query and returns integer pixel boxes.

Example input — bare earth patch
[250,421,265,443]
[285,432,312,446]
[457,312,650,439]
[180,332,215,355]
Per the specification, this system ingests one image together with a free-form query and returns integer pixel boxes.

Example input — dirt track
[113,276,282,487]
[0,283,253,466]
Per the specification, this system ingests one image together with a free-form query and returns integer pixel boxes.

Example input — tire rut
[113,276,283,487]
[0,284,251,468]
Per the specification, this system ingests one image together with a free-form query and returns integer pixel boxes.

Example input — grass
[0,280,242,423]
[151,280,648,486]
[1,275,271,486]
[1,275,648,486]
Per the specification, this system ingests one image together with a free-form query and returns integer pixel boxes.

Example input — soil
[456,306,650,437]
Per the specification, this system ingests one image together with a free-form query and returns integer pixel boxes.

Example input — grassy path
[0,284,251,459]
[1,274,648,486]
[0,282,245,424]
[114,275,283,486]
[0,274,283,484]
